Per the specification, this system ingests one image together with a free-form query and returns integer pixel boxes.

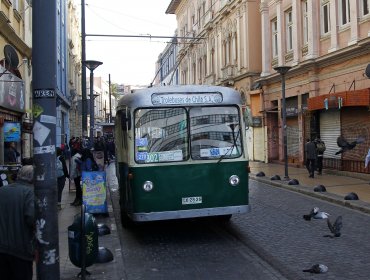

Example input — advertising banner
[82,171,108,214]
[3,122,21,142]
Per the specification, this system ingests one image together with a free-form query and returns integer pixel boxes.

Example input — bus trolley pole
[33,1,60,279]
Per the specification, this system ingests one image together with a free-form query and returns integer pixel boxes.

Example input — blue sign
[3,122,21,142]
[82,171,108,214]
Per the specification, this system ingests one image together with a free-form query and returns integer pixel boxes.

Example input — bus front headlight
[143,181,154,192]
[229,175,240,186]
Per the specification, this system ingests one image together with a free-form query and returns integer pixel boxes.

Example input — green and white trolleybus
[115,85,250,226]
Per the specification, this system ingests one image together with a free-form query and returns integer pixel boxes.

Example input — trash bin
[68,212,99,268]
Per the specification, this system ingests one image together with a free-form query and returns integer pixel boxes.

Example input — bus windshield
[134,106,242,163]
[189,106,242,160]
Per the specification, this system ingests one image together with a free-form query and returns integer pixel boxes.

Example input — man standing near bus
[305,138,317,178]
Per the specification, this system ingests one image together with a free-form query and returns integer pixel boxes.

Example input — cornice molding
[0,12,31,58]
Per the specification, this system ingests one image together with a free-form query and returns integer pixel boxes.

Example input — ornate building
[166,0,264,161]
[258,0,370,173]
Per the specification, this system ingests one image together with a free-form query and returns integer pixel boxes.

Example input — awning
[307,88,370,111]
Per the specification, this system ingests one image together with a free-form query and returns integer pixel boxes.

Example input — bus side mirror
[243,107,252,130]
[121,112,131,131]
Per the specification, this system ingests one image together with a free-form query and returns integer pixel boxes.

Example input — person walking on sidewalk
[315,137,326,175]
[56,147,69,209]
[0,165,35,280]
[70,150,82,206]
[305,138,317,178]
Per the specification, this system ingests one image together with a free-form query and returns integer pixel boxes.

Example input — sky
[84,0,177,86]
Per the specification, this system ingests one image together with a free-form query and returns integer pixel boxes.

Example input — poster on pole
[82,171,108,214]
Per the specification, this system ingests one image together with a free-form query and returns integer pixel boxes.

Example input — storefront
[0,65,25,167]
[308,89,370,173]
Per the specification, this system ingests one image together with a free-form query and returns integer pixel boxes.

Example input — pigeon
[324,216,343,238]
[335,136,365,155]
[303,207,319,221]
[313,211,330,219]
[303,264,328,274]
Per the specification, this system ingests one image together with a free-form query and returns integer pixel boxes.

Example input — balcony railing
[222,65,234,79]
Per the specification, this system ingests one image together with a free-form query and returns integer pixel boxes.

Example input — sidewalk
[57,162,125,280]
[249,161,370,214]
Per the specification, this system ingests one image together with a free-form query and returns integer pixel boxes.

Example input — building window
[198,58,202,82]
[227,36,232,64]
[210,49,215,74]
[233,33,238,62]
[12,0,19,10]
[321,0,331,35]
[339,0,350,26]
[361,0,369,16]
[302,0,308,45]
[192,63,196,84]
[203,55,207,77]
[271,18,278,58]
[285,9,293,52]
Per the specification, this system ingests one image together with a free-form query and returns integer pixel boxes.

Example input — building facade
[166,0,264,161]
[86,76,116,136]
[55,0,72,149]
[0,0,32,164]
[258,0,370,173]
[155,32,179,86]
[67,0,82,139]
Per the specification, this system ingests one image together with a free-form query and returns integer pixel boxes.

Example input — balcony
[222,65,234,79]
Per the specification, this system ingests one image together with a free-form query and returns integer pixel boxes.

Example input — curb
[250,174,370,215]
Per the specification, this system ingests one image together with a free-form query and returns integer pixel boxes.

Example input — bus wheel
[218,214,232,222]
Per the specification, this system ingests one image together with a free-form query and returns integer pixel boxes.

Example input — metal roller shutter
[287,119,299,158]
[320,110,341,159]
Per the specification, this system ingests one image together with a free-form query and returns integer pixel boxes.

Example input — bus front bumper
[130,205,250,222]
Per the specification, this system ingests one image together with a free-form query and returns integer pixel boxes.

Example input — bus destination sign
[151,93,222,105]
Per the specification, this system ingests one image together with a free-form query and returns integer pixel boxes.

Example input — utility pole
[33,1,60,279]
[81,0,87,136]
[108,74,112,123]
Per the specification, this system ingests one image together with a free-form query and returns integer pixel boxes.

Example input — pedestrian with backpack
[315,137,326,175]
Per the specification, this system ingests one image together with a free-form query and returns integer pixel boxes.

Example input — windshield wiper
[217,124,241,163]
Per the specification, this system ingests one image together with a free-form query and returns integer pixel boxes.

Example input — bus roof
[117,85,242,109]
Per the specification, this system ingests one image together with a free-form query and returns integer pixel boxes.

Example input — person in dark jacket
[56,147,69,209]
[4,141,20,163]
[314,137,325,175]
[0,165,35,280]
[305,138,317,178]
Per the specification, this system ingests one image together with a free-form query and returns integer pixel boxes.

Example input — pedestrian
[56,147,69,209]
[305,138,317,178]
[0,165,35,280]
[4,141,20,163]
[70,149,82,206]
[78,148,99,172]
[315,137,326,175]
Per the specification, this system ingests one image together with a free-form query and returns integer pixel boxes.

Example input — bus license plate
[182,196,202,205]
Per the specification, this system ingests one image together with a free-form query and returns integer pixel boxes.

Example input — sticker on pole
[33,89,55,99]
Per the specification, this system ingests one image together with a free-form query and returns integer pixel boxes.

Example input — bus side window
[121,108,132,131]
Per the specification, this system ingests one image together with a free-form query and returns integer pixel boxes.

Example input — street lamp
[83,60,103,147]
[274,65,292,179]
